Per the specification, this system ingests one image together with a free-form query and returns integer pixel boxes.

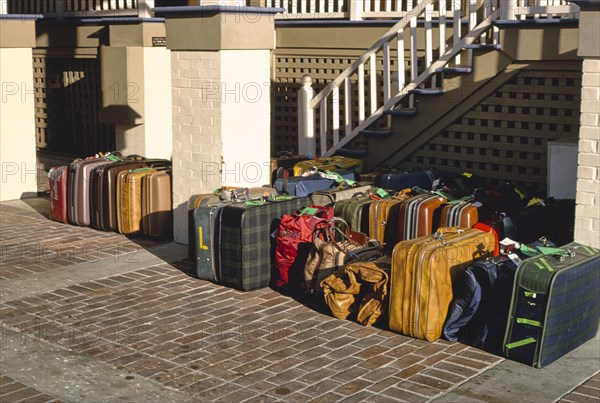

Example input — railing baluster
[397,29,405,94]
[300,0,306,15]
[374,0,380,13]
[292,0,297,14]
[328,0,334,13]
[309,0,315,15]
[383,42,391,102]
[358,63,365,123]
[344,78,352,136]
[409,0,417,107]
[369,54,377,115]
[320,97,328,156]
[332,85,340,145]
[337,0,343,13]
[425,0,433,87]
[453,0,461,66]
[385,0,392,13]
[467,0,476,67]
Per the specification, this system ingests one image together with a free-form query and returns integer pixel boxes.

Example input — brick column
[156,5,282,244]
[0,16,38,201]
[570,1,600,248]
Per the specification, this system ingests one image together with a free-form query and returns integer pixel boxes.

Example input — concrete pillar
[570,1,600,248]
[156,5,282,244]
[0,16,38,201]
[100,22,173,160]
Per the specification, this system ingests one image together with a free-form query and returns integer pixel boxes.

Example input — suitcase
[194,200,232,282]
[48,166,69,224]
[389,227,496,341]
[310,184,373,207]
[68,158,113,226]
[333,196,374,234]
[398,194,447,241]
[90,160,147,231]
[368,190,412,249]
[188,194,221,261]
[293,156,362,177]
[274,171,358,197]
[515,199,575,247]
[503,243,600,368]
[439,201,479,228]
[218,197,310,291]
[270,154,307,185]
[380,169,437,191]
[473,222,500,257]
[142,170,173,239]
[116,167,157,235]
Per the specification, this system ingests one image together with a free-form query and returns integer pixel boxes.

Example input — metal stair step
[463,43,503,50]
[359,128,393,138]
[334,148,368,158]
[408,88,445,96]
[383,108,418,117]
[435,67,474,74]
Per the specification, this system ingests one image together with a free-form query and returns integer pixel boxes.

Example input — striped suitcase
[398,194,447,241]
[389,227,496,341]
[503,243,600,368]
[368,190,412,248]
[68,158,113,226]
[439,201,479,229]
[218,197,310,291]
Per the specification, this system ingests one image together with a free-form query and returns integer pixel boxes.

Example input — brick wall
[171,51,223,244]
[575,58,600,248]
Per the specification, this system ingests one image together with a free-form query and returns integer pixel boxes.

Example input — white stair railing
[298,0,501,158]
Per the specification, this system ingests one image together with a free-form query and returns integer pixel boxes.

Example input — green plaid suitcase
[503,242,600,368]
[333,196,374,234]
[218,197,310,291]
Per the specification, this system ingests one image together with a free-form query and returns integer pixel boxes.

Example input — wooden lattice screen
[33,53,115,157]
[402,68,582,191]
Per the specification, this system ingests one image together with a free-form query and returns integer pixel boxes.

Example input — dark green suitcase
[333,196,374,234]
[503,242,600,368]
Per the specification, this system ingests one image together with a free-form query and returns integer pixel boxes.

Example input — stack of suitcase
[48,153,174,239]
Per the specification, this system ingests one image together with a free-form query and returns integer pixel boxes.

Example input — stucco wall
[0,48,37,201]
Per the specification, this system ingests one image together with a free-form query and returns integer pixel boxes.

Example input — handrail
[320,9,500,157]
[309,0,432,109]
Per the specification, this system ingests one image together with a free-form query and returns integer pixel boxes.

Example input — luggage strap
[505,337,537,350]
[516,318,543,327]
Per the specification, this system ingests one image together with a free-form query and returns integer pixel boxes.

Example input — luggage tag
[299,207,319,216]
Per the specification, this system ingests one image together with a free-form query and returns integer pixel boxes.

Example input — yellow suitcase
[292,156,362,177]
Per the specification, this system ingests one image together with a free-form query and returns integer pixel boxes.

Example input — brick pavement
[1,199,598,402]
[558,372,600,403]
[0,375,60,403]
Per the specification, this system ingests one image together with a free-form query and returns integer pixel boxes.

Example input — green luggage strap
[130,167,154,173]
[519,244,539,257]
[533,258,554,272]
[516,318,543,327]
[245,198,266,206]
[505,337,537,350]
[375,188,390,199]
[106,154,122,162]
[319,170,358,187]
[299,207,319,216]
[245,194,295,206]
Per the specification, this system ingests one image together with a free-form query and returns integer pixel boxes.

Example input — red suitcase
[48,166,68,224]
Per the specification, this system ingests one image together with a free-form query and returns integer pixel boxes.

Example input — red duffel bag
[275,205,334,288]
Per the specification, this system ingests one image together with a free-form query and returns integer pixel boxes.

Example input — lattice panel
[33,53,115,157]
[402,68,582,192]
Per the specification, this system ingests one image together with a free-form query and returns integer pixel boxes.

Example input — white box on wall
[547,138,579,200]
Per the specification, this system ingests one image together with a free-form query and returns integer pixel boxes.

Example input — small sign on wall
[152,37,167,47]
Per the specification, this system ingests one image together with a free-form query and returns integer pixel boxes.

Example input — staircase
[297,0,509,171]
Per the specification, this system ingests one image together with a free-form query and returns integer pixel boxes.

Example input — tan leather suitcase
[439,201,479,228]
[398,194,447,241]
[389,227,496,341]
[142,170,173,239]
[368,189,412,247]
[117,168,156,235]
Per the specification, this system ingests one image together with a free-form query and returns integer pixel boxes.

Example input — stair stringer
[363,51,521,171]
